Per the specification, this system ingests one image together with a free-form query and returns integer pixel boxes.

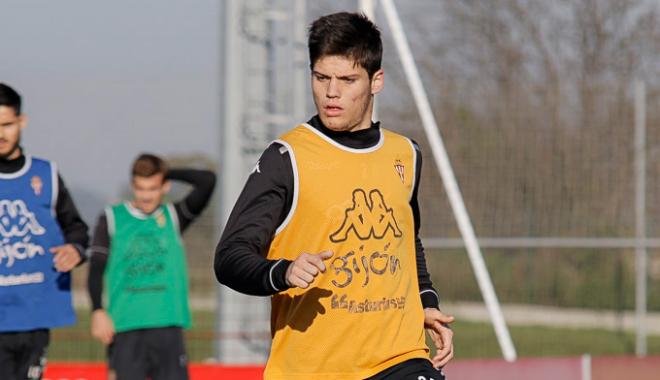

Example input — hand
[91,309,115,345]
[285,251,334,289]
[50,244,82,272]
[424,308,455,369]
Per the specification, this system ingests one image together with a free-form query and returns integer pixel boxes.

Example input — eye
[314,74,329,82]
[343,78,356,84]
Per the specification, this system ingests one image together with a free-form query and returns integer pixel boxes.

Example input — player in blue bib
[0,83,89,380]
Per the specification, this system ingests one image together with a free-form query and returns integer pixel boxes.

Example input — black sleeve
[168,169,217,232]
[411,141,441,309]
[87,213,109,311]
[55,175,90,263]
[214,143,293,296]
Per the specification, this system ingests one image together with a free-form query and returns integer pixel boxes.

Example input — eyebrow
[312,71,359,80]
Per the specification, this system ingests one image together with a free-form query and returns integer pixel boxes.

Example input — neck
[351,99,375,132]
[1,146,22,161]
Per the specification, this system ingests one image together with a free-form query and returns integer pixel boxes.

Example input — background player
[87,153,215,380]
[0,82,89,380]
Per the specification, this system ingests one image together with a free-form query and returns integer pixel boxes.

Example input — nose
[326,77,340,98]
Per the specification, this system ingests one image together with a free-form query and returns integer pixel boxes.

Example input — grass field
[48,310,660,362]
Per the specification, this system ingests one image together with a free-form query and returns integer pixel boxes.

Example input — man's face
[311,55,383,132]
[131,174,170,214]
[0,105,26,159]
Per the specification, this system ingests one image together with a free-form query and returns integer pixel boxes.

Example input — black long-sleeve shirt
[87,168,216,310]
[215,116,440,309]
[0,153,89,257]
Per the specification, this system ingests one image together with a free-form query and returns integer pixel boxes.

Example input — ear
[18,114,28,130]
[162,180,172,194]
[370,69,384,95]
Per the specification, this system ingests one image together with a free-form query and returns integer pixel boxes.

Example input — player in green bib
[87,153,215,380]
[104,201,190,332]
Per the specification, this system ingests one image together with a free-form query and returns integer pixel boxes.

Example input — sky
[1,0,221,223]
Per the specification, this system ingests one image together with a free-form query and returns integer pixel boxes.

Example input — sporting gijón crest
[330,189,403,243]
[394,159,405,183]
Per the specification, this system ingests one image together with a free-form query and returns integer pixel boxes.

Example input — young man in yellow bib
[215,12,454,380]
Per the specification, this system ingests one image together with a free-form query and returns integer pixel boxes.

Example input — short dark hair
[132,153,167,178]
[308,12,382,78]
[0,83,22,115]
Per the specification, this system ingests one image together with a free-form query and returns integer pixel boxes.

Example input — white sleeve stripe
[269,259,286,292]
[273,139,298,236]
[105,207,115,238]
[89,246,109,255]
[405,137,418,202]
[419,289,440,301]
[167,203,183,240]
[50,161,59,218]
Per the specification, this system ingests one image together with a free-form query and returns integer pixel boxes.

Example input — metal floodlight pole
[634,79,648,357]
[380,0,517,362]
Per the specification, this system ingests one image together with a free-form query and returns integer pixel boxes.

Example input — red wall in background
[44,364,264,380]
[44,355,660,380]
[591,355,660,380]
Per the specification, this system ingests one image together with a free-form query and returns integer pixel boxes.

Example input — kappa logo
[330,189,403,242]
[251,160,261,174]
[0,200,47,268]
[0,200,46,238]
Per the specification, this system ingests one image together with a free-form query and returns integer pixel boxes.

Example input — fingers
[437,313,455,324]
[286,251,334,289]
[432,342,454,369]
[318,250,334,261]
[50,245,81,272]
[93,327,114,345]
[91,311,115,345]
[287,261,317,288]
[424,308,455,329]
[305,250,333,273]
[428,323,454,369]
[101,330,114,345]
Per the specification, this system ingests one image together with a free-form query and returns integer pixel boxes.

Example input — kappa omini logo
[251,160,261,174]
[0,200,47,268]
[0,200,46,238]
[330,189,403,242]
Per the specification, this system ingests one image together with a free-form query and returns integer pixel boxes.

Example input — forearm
[168,169,216,214]
[87,214,110,310]
[87,252,107,310]
[416,236,440,309]
[214,143,294,295]
[56,176,89,262]
[214,242,291,295]
[410,142,440,309]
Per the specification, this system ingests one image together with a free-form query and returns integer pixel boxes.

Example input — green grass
[441,321,660,359]
[49,310,217,362]
[49,310,660,362]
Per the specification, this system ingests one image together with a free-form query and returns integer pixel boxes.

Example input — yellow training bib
[264,124,428,380]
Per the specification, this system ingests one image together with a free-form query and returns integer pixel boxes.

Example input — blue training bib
[0,156,76,331]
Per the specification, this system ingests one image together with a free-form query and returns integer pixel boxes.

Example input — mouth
[324,105,343,117]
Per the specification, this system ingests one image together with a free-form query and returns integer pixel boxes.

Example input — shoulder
[28,156,57,171]
[381,129,421,153]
